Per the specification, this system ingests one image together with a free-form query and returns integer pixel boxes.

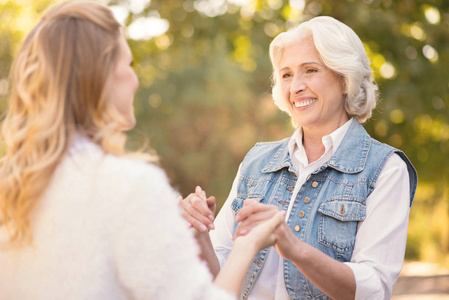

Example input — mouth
[294,99,317,108]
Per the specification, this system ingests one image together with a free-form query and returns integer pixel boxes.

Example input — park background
[1,0,448,294]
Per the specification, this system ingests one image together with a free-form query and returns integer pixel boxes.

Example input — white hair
[269,16,378,123]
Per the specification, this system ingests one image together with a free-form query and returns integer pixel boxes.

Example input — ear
[340,75,348,95]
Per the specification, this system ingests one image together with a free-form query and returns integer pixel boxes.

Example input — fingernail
[208,215,214,221]
[199,224,207,232]
[208,223,215,230]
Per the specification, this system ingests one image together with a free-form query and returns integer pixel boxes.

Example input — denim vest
[231,120,417,300]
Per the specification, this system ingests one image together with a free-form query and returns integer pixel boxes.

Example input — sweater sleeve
[112,164,236,300]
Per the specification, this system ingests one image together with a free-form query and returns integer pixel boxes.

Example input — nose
[290,73,306,95]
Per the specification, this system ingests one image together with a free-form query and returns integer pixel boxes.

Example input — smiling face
[279,37,348,135]
[105,35,139,131]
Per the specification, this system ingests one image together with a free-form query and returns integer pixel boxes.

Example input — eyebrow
[280,62,321,72]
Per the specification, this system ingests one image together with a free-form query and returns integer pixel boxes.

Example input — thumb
[206,196,216,205]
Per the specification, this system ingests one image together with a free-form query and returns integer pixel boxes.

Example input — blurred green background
[1,0,448,268]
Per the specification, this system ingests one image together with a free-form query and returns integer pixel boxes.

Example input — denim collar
[262,120,370,174]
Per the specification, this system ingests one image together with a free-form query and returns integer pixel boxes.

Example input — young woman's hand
[233,210,286,252]
[179,186,216,233]
[233,200,280,240]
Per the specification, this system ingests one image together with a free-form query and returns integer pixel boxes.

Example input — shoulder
[367,137,415,176]
[369,137,396,153]
[102,154,167,185]
[101,155,178,204]
[244,137,290,161]
[367,138,417,204]
[64,138,178,202]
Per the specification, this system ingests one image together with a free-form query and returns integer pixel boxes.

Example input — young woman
[0,1,284,299]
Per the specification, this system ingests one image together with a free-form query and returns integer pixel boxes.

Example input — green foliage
[1,0,448,266]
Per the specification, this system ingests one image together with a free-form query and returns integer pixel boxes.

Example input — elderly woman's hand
[233,200,281,240]
[179,186,216,233]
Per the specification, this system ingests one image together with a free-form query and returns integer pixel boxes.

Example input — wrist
[232,237,259,258]
[193,229,211,242]
[284,238,306,261]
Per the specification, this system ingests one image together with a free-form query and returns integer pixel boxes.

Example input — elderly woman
[0,1,286,299]
[180,16,417,300]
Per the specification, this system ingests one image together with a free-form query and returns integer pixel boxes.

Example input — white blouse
[0,138,235,300]
[211,118,411,299]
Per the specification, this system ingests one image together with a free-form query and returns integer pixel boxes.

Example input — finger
[233,211,286,246]
[191,196,215,221]
[182,194,215,226]
[234,201,260,222]
[234,210,275,238]
[205,196,216,220]
[233,223,256,240]
[241,210,277,223]
[176,195,183,204]
[195,186,205,200]
[235,202,277,223]
[206,196,216,208]
[198,186,207,199]
[180,197,215,229]
[243,199,256,206]
[252,211,286,240]
[234,210,278,237]
[181,211,208,232]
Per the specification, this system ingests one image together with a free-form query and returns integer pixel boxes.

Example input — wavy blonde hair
[0,0,142,245]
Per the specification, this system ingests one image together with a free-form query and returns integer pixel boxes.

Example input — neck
[302,131,325,164]
[301,117,350,163]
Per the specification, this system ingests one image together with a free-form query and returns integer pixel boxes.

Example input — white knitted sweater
[0,138,235,300]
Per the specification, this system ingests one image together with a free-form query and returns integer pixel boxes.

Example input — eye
[281,72,292,79]
[306,68,317,74]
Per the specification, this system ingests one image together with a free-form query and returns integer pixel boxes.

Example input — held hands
[234,210,286,252]
[179,186,216,233]
[233,200,281,240]
[234,200,298,259]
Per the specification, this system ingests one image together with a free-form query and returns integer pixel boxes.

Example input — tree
[1,0,448,265]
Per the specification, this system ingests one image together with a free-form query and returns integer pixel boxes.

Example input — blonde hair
[269,16,378,123]
[0,0,138,245]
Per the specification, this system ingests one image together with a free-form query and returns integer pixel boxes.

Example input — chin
[120,118,136,132]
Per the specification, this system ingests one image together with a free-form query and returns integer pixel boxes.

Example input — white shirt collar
[288,118,355,168]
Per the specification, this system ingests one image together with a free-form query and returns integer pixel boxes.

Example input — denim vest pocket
[231,194,264,214]
[231,195,265,234]
[317,197,366,259]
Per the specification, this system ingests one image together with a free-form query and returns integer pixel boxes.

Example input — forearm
[214,240,257,296]
[194,230,220,278]
[278,238,356,300]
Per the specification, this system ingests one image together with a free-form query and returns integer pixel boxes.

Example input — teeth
[295,99,316,108]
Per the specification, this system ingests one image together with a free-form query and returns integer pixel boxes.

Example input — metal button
[294,225,300,232]
[299,211,305,218]
[304,197,310,204]
[312,181,318,188]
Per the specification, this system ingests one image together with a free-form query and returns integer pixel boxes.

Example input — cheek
[280,81,291,96]
[130,71,139,91]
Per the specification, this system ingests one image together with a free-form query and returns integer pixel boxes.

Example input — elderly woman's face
[279,37,348,133]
